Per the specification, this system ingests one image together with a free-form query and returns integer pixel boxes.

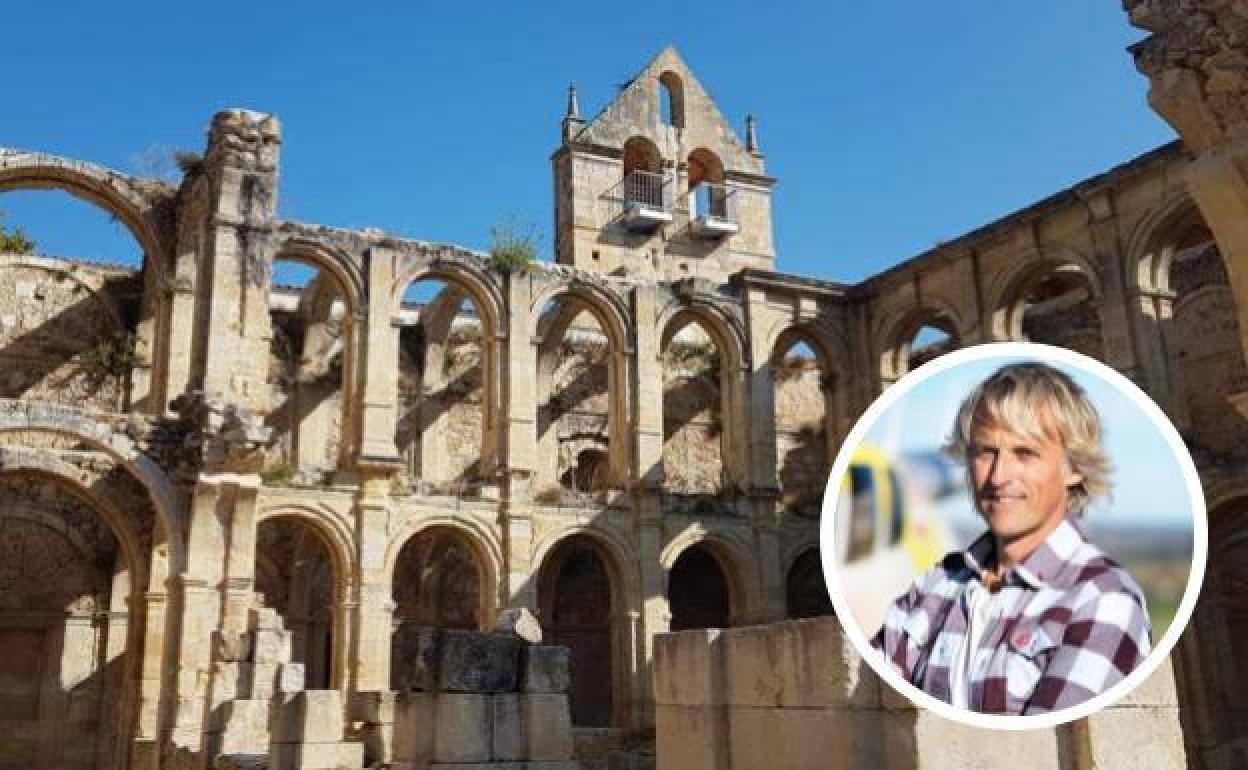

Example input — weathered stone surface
[392,625,441,692]
[392,692,435,764]
[274,690,344,744]
[438,630,523,693]
[434,693,491,763]
[522,645,570,694]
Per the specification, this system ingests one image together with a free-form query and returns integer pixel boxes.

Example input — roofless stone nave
[1,3,1248,767]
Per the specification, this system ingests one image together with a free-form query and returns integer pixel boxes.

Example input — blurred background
[828,355,1196,642]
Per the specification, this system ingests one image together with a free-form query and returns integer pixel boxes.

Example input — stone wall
[653,617,1188,770]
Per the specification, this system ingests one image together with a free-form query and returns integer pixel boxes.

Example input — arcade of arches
[2,24,1248,767]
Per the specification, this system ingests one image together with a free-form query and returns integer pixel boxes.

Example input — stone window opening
[668,543,733,631]
[265,259,349,485]
[1016,264,1103,360]
[785,547,834,619]
[658,71,685,129]
[395,279,487,494]
[662,320,727,496]
[686,147,729,220]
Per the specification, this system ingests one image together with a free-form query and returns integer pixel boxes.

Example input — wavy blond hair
[944,361,1113,516]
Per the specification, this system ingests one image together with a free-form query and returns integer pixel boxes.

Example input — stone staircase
[206,604,365,770]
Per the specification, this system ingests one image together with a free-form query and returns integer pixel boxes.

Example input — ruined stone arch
[0,150,173,276]
[532,523,642,609]
[255,505,355,689]
[0,410,184,573]
[659,299,751,493]
[0,455,150,593]
[532,280,635,489]
[533,525,640,728]
[0,452,156,770]
[393,257,507,481]
[660,528,761,627]
[876,301,963,384]
[274,237,368,322]
[1126,192,1204,295]
[270,239,369,471]
[531,280,635,354]
[256,503,357,597]
[383,515,504,623]
[393,255,506,336]
[987,247,1104,343]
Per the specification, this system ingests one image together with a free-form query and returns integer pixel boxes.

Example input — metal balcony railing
[609,169,674,231]
[623,169,671,210]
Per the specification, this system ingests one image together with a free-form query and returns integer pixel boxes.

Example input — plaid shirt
[871,516,1151,714]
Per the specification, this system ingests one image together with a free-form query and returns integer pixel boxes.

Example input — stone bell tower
[551,46,776,283]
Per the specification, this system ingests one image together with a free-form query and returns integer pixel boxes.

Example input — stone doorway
[538,535,616,727]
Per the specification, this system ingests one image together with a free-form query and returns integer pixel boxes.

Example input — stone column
[499,272,538,608]
[353,463,399,692]
[358,246,402,463]
[632,285,668,730]
[220,478,261,635]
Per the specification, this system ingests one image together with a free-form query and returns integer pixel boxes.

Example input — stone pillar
[358,246,402,463]
[220,478,261,635]
[499,273,537,608]
[354,463,399,692]
[197,110,282,412]
[632,285,668,730]
[742,285,781,495]
[1079,190,1140,378]
[168,478,230,751]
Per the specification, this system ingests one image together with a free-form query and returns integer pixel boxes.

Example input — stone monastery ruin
[3,3,1248,767]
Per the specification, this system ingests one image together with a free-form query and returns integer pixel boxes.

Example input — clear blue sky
[2,1,1174,284]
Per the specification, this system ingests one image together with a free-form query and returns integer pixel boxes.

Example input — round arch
[658,300,748,372]
[0,413,184,573]
[392,257,506,341]
[660,528,761,626]
[1125,191,1205,294]
[532,523,642,611]
[533,527,638,728]
[876,302,963,382]
[987,248,1104,343]
[274,238,367,322]
[256,503,357,595]
[383,515,504,619]
[0,151,171,278]
[531,280,635,356]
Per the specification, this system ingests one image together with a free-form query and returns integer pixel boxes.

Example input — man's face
[968,418,1082,550]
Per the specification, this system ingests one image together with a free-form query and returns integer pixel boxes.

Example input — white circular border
[819,342,1208,730]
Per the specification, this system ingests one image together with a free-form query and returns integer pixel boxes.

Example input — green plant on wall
[488,217,541,274]
[0,209,35,255]
[79,331,137,379]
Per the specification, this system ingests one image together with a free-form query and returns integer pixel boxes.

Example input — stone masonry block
[522,646,570,694]
[393,692,435,764]
[253,630,293,664]
[655,704,727,770]
[524,693,573,761]
[434,693,490,763]
[439,630,523,693]
[392,625,440,691]
[492,694,526,761]
[218,699,270,755]
[654,629,723,707]
[215,630,254,662]
[250,606,283,631]
[292,741,364,770]
[1083,706,1187,770]
[277,663,305,694]
[274,690,344,744]
[251,662,279,700]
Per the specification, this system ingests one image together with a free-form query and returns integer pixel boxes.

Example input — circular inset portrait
[820,342,1205,729]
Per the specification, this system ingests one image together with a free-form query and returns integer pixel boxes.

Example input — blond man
[872,362,1151,714]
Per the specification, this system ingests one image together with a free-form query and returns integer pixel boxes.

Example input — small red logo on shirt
[1013,631,1031,649]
